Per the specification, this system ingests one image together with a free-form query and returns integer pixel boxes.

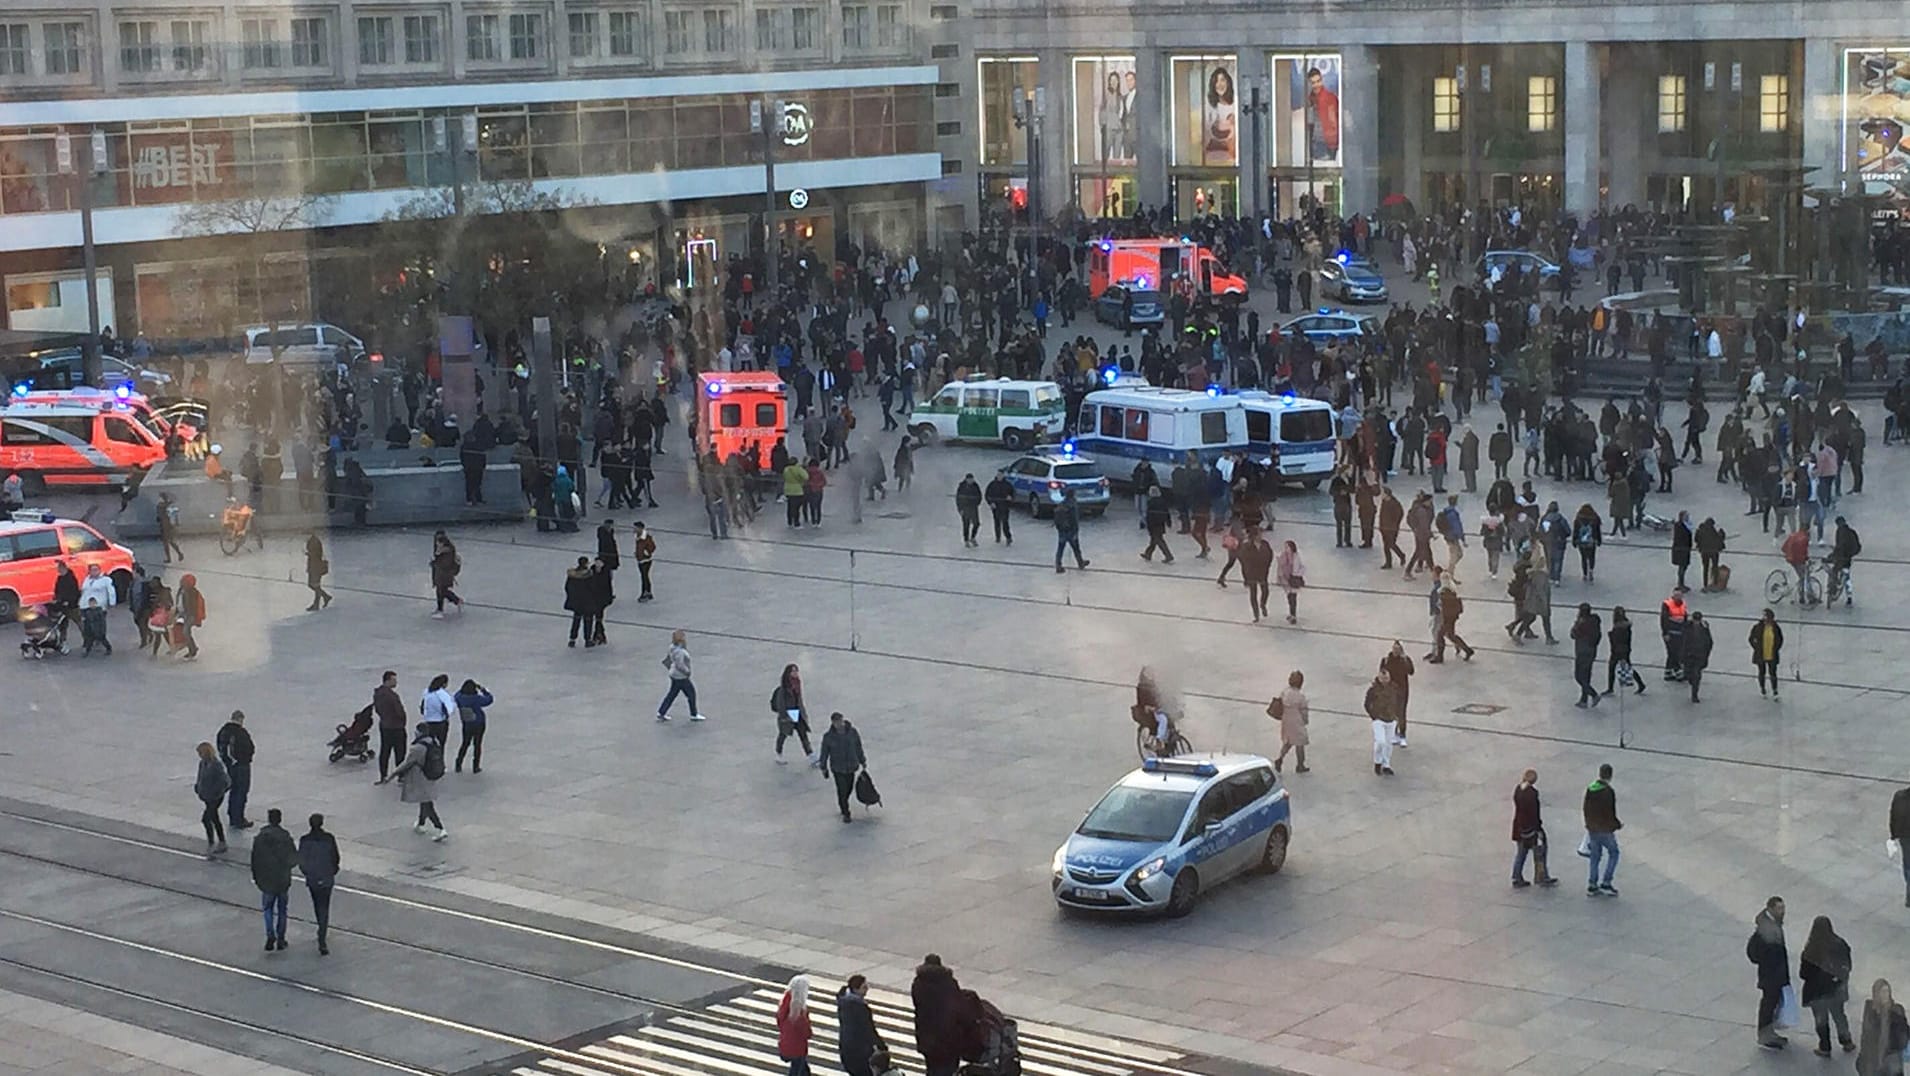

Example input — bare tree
[173,192,335,358]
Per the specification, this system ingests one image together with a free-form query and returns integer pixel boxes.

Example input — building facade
[0,0,941,338]
[953,1,1908,231]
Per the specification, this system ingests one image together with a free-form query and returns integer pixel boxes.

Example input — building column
[1564,41,1603,217]
[1341,44,1380,214]
[1236,46,1263,218]
[1604,45,1648,209]
[1134,49,1168,213]
[1801,37,1842,192]
[1038,49,1071,222]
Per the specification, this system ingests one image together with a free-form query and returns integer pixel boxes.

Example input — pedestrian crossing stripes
[508,984,1184,1076]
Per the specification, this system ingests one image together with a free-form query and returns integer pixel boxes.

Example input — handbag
[1890,838,1903,862]
[1221,532,1241,552]
[1266,696,1284,721]
[1576,833,1593,858]
[1775,984,1800,1030]
[1289,575,1306,588]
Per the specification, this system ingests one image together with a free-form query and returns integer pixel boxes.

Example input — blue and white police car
[1001,443,1111,517]
[1052,755,1290,918]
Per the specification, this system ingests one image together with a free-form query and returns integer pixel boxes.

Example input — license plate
[1069,887,1112,901]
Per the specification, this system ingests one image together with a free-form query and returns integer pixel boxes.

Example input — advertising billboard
[1169,56,1238,168]
[1843,47,1910,207]
[1071,55,1138,168]
[1270,53,1343,169]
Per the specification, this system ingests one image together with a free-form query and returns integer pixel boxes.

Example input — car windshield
[1280,410,1335,443]
[1053,463,1099,480]
[1127,290,1162,304]
[1077,786,1194,843]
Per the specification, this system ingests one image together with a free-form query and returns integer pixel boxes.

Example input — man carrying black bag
[817,711,867,824]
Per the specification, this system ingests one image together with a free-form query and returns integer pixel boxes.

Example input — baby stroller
[328,705,375,763]
[18,607,68,658]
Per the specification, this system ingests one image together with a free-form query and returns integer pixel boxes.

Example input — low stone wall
[115,450,526,538]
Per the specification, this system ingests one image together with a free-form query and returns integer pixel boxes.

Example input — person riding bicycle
[1780,525,1813,601]
[1829,515,1861,604]
[221,496,254,538]
[1133,666,1175,750]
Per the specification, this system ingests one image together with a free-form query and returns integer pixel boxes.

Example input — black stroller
[18,607,68,659]
[328,705,374,763]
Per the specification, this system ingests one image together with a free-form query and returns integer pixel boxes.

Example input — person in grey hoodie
[657,629,704,722]
[193,742,229,856]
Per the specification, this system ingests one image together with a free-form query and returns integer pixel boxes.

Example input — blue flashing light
[1141,758,1218,776]
[1205,384,1221,398]
[1061,438,1076,456]
[705,380,725,397]
[1334,251,1350,264]
[1100,365,1119,386]
[1318,307,1331,315]
[10,383,27,397]
[1282,392,1296,402]
[113,383,132,399]
[1099,240,1113,253]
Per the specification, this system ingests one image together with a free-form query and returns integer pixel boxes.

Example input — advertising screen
[1270,53,1343,169]
[1169,56,1238,168]
[1844,47,1910,207]
[1071,56,1139,168]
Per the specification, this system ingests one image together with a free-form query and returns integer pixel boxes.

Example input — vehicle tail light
[1047,480,1062,490]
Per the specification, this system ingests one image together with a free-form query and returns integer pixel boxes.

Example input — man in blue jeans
[1582,763,1623,896]
[249,808,296,951]
[216,711,255,830]
[1890,784,1910,907]
[1052,490,1091,575]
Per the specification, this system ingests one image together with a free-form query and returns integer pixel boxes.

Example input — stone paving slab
[0,986,314,1075]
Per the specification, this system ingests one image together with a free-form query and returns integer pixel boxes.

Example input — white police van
[1053,755,1291,917]
[1073,386,1247,477]
[908,377,1068,450]
[1238,391,1338,488]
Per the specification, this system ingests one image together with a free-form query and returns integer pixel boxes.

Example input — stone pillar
[1237,46,1263,218]
[1342,44,1380,214]
[1399,51,1426,210]
[1604,45,1648,209]
[1564,41,1603,217]
[1038,49,1071,221]
[1134,49,1168,213]
[1801,37,1842,192]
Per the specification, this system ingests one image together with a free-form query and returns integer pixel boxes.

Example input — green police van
[907,377,1068,450]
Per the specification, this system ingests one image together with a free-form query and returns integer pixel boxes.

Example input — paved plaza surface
[9,280,1910,1076]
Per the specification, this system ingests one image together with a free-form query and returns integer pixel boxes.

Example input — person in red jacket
[1781,525,1813,602]
[776,974,813,1076]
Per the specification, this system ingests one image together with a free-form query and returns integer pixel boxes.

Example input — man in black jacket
[1583,763,1622,896]
[955,474,983,547]
[372,671,408,781]
[1891,786,1910,908]
[911,955,966,1076]
[250,807,297,952]
[817,712,867,823]
[298,813,341,955]
[216,711,255,830]
[1748,897,1791,1049]
[984,471,1015,545]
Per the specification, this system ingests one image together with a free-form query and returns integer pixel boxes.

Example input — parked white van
[1074,386,1248,476]
[242,323,368,366]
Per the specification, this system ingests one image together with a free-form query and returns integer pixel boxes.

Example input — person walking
[1378,487,1406,569]
[955,473,983,547]
[1582,762,1622,896]
[1891,784,1910,909]
[772,663,816,764]
[1800,915,1857,1056]
[1749,896,1792,1049]
[565,557,600,647]
[1431,581,1475,662]
[1856,979,1910,1075]
[419,673,456,745]
[216,710,255,830]
[817,712,868,823]
[1436,495,1467,581]
[1053,489,1090,574]
[1238,527,1272,622]
[984,470,1014,545]
[835,975,887,1076]
[1695,516,1727,592]
[1274,539,1304,623]
[804,458,827,525]
[776,974,814,1076]
[1269,670,1309,773]
[1749,608,1785,700]
[379,722,447,840]
[304,533,333,611]
[1570,603,1602,708]
[1520,552,1556,644]
[1605,607,1645,696]
[429,531,464,618]
[1683,610,1714,702]
[1381,641,1415,746]
[1658,588,1688,681]
[1364,667,1399,776]
[783,457,810,527]
[296,813,339,955]
[1571,504,1602,583]
[657,629,704,722]
[249,807,296,952]
[173,573,205,660]
[910,954,965,1076]
[193,741,229,857]
[633,522,657,602]
[1141,487,1175,563]
[1670,510,1695,591]
[1510,769,1558,888]
[1403,492,1435,581]
[156,491,185,563]
[453,679,493,773]
[370,671,407,780]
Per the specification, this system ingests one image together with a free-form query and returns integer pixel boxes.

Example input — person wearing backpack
[380,722,447,841]
[1571,504,1603,583]
[1436,495,1466,582]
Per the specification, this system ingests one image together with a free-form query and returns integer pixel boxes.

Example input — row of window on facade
[0,88,932,216]
[0,4,908,81]
[1424,72,1790,135]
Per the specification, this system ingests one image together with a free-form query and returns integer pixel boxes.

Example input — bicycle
[1824,559,1852,606]
[1135,713,1194,762]
[218,502,255,557]
[1764,559,1823,608]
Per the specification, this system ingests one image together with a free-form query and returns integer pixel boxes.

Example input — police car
[1052,754,1290,917]
[1477,250,1562,289]
[1279,309,1378,344]
[1001,444,1110,517]
[1093,281,1166,330]
[1319,252,1389,304]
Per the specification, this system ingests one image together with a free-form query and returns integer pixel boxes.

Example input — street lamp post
[57,129,107,386]
[1304,94,1316,216]
[1014,88,1044,298]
